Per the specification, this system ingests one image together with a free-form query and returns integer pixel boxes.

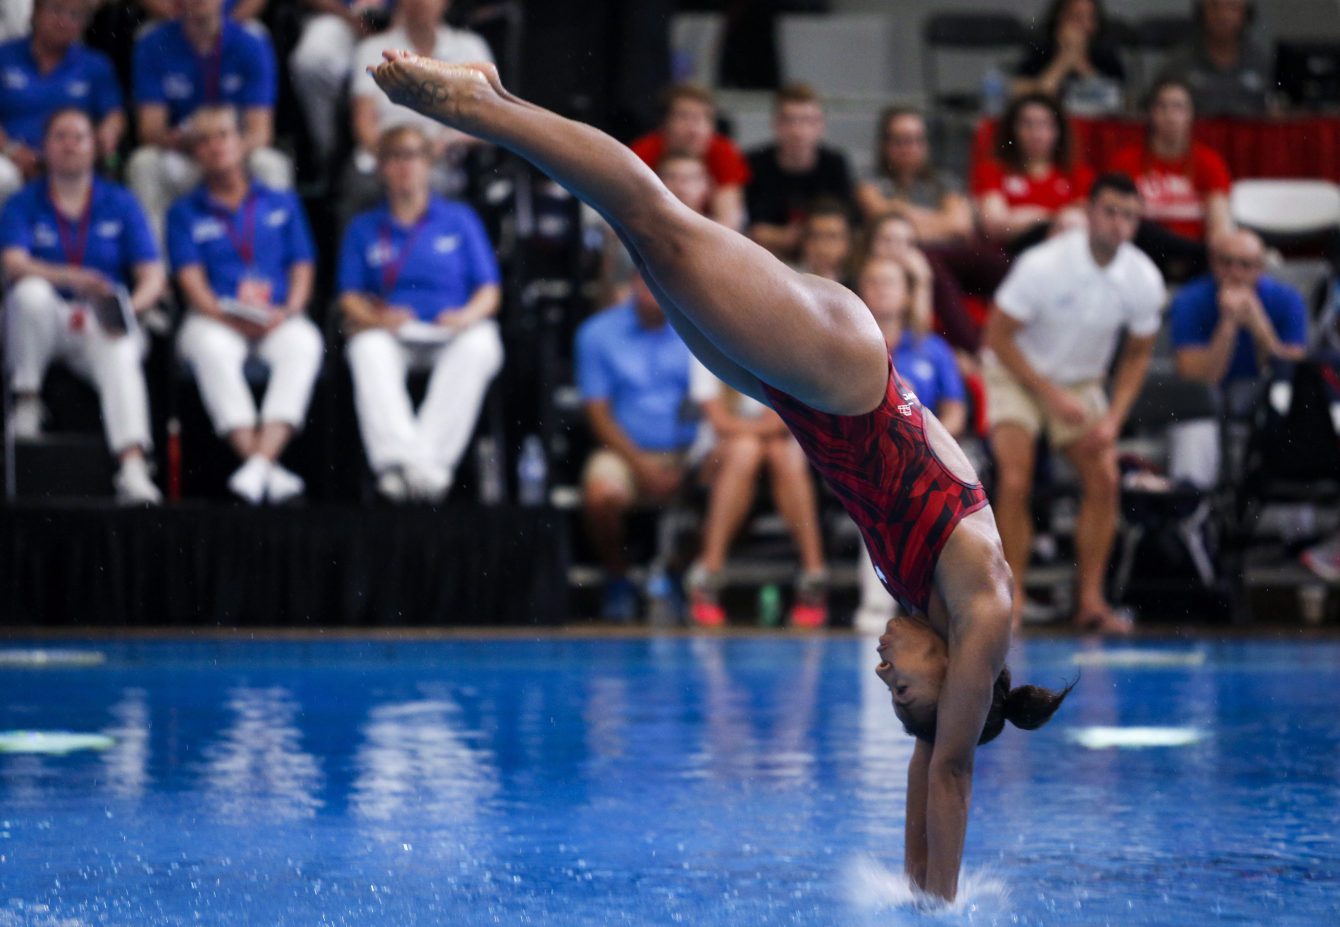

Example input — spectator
[337,126,503,504]
[630,83,750,230]
[862,212,981,355]
[575,269,696,622]
[853,253,969,632]
[289,1,393,172]
[1156,0,1273,117]
[1013,0,1125,115]
[685,358,828,629]
[126,0,291,243]
[1108,77,1232,281]
[348,0,492,219]
[0,0,125,204]
[855,107,972,246]
[744,83,855,262]
[1169,228,1307,488]
[1,108,165,504]
[984,174,1165,633]
[168,105,323,505]
[226,0,267,23]
[974,92,1093,252]
[656,152,711,216]
[0,0,32,42]
[794,197,852,283]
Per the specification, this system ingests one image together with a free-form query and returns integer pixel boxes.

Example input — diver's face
[875,617,948,731]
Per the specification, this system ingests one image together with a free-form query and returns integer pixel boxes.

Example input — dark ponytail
[976,665,1076,745]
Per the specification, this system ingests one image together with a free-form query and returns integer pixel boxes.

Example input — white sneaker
[376,467,410,502]
[227,455,271,505]
[10,397,43,441]
[265,463,306,504]
[405,463,450,504]
[113,456,162,506]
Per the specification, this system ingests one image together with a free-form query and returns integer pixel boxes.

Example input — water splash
[843,855,1012,924]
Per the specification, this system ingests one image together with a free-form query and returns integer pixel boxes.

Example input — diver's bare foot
[367,50,502,134]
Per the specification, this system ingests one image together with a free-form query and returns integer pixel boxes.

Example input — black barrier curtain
[0,504,570,627]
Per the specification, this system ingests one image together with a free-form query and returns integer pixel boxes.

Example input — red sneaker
[788,571,829,629]
[686,564,726,627]
[788,601,828,628]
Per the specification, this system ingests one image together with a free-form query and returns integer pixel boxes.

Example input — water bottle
[757,584,782,627]
[644,567,678,627]
[517,434,548,507]
[981,66,1007,117]
[475,435,504,505]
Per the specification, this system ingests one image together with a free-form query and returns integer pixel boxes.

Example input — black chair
[921,12,1029,112]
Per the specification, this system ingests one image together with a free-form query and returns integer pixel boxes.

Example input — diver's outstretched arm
[367,52,888,415]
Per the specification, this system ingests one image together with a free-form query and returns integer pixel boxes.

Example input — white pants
[1168,419,1220,490]
[125,146,294,243]
[346,321,503,478]
[0,153,22,206]
[854,540,898,632]
[289,14,356,163]
[4,277,152,454]
[177,313,323,435]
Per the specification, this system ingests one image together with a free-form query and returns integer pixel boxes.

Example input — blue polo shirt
[576,302,696,452]
[1170,274,1308,383]
[892,331,965,413]
[337,197,500,322]
[0,178,158,294]
[0,38,123,148]
[132,20,275,127]
[166,182,314,304]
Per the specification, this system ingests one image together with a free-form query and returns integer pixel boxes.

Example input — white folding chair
[1230,179,1340,237]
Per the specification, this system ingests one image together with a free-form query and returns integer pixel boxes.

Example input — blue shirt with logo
[1170,274,1308,383]
[166,182,314,304]
[576,302,696,452]
[337,197,500,322]
[132,20,276,127]
[0,178,158,294]
[891,331,965,413]
[0,38,123,148]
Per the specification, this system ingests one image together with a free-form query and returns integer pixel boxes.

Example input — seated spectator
[630,83,750,230]
[974,92,1093,252]
[576,269,696,622]
[126,0,292,243]
[855,107,972,246]
[1013,0,1125,115]
[862,212,981,355]
[685,358,828,629]
[168,105,323,505]
[745,83,855,262]
[338,126,503,503]
[657,152,711,216]
[1,108,165,504]
[984,174,1165,633]
[347,0,493,222]
[1108,78,1231,281]
[289,0,393,172]
[1169,228,1307,488]
[794,197,852,283]
[0,0,125,204]
[853,253,968,632]
[226,0,267,23]
[1155,0,1274,117]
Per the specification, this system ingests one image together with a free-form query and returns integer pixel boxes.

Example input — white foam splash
[843,855,1011,922]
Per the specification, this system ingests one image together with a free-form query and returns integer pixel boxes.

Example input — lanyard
[212,192,258,268]
[47,183,93,268]
[200,32,224,102]
[378,211,431,295]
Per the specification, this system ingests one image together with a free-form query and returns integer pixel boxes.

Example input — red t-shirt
[1107,142,1231,240]
[971,159,1094,212]
[630,131,751,188]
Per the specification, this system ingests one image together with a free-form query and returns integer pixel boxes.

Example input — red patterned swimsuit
[762,364,990,615]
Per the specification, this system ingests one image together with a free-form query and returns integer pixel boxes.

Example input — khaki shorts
[984,363,1108,448]
[582,448,687,502]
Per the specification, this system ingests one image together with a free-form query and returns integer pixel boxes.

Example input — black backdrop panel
[0,504,570,627]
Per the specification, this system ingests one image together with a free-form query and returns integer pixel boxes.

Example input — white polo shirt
[991,229,1166,385]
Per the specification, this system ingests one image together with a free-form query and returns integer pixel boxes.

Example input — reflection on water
[200,686,323,821]
[351,699,497,826]
[100,689,150,802]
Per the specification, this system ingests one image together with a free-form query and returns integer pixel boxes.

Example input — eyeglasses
[382,148,429,161]
[884,133,926,145]
[1212,253,1263,270]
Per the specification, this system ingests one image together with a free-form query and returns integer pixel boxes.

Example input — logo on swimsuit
[897,403,913,417]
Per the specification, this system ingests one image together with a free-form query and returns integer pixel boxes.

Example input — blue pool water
[2,636,1338,926]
